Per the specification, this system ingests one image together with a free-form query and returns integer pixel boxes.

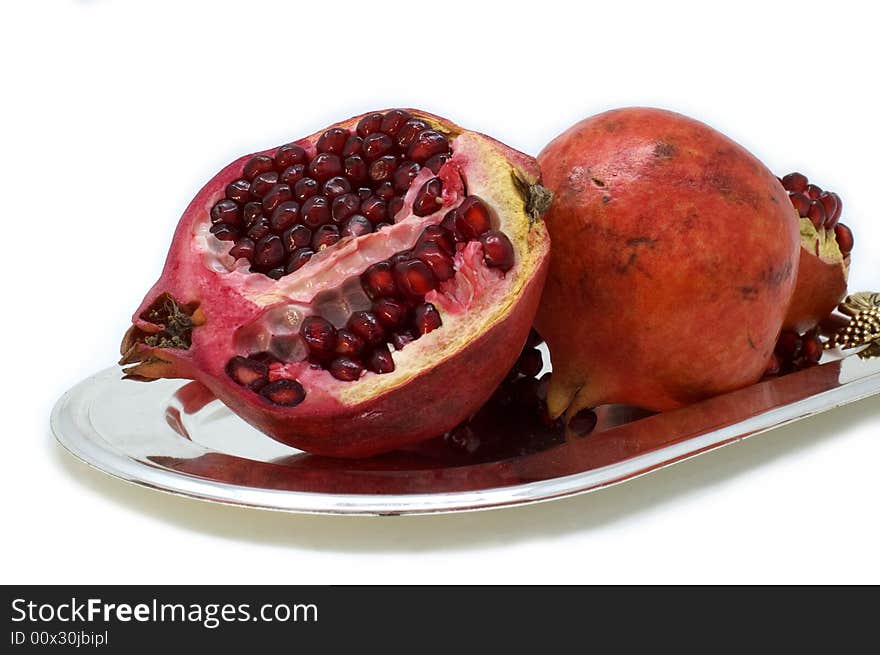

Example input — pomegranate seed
[802,334,823,364]
[243,155,274,180]
[362,133,394,160]
[456,196,493,238]
[775,330,802,360]
[259,379,306,406]
[342,135,363,157]
[300,315,337,361]
[377,182,395,201]
[280,163,306,186]
[425,153,450,173]
[805,183,823,199]
[266,267,285,280]
[835,223,854,254]
[781,172,808,193]
[479,230,515,271]
[393,161,421,193]
[394,258,436,297]
[376,222,392,230]
[765,352,782,376]
[251,171,279,198]
[334,329,365,358]
[380,109,412,137]
[389,250,412,265]
[332,192,361,222]
[789,192,811,218]
[361,196,388,224]
[347,311,385,346]
[396,119,430,149]
[807,200,826,228]
[270,201,301,232]
[225,179,251,204]
[341,214,373,238]
[407,130,450,164]
[210,223,240,241]
[414,242,455,281]
[388,197,404,219]
[282,224,311,251]
[516,348,543,377]
[412,177,444,216]
[367,345,395,374]
[261,184,292,215]
[344,155,368,184]
[308,153,343,182]
[254,234,285,269]
[247,219,272,241]
[275,143,307,169]
[302,196,331,228]
[286,247,314,273]
[361,261,398,299]
[357,187,373,201]
[413,302,442,334]
[211,199,242,226]
[356,112,384,137]
[819,192,840,228]
[323,176,352,198]
[369,155,398,183]
[828,192,843,225]
[416,225,456,255]
[311,224,340,250]
[226,356,269,389]
[229,238,256,261]
[242,202,264,227]
[317,127,349,155]
[329,356,364,381]
[390,329,417,350]
[372,297,407,329]
[293,177,321,202]
[440,208,458,234]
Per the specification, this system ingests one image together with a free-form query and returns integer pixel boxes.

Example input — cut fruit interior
[121,109,550,456]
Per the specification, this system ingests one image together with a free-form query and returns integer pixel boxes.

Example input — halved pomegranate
[120,109,550,457]
[779,172,852,332]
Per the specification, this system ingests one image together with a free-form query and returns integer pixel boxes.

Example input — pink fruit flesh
[121,109,550,457]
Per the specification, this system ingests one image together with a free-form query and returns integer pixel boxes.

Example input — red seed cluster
[208,110,454,279]
[781,172,853,255]
[765,328,824,377]
[224,196,516,395]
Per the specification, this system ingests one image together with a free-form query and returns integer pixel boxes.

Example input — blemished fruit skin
[120,109,550,457]
[535,107,801,423]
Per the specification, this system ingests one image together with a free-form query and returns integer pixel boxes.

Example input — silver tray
[51,355,880,515]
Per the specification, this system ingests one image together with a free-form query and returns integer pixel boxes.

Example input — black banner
[2,586,876,651]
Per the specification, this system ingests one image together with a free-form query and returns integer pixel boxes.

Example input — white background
[2,0,878,584]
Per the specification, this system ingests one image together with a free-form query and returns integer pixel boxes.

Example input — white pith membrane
[192,130,540,407]
[799,216,848,267]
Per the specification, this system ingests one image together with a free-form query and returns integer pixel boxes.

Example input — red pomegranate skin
[535,107,801,420]
[121,109,550,457]
[783,248,849,333]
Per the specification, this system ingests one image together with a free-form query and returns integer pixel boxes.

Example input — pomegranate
[121,109,550,457]
[535,107,801,425]
[779,171,852,332]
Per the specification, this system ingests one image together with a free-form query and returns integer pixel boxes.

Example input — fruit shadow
[53,394,880,553]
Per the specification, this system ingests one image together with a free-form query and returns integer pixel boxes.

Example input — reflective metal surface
[51,354,880,515]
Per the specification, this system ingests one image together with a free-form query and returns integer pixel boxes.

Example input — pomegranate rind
[783,218,850,332]
[121,110,550,457]
[535,107,801,422]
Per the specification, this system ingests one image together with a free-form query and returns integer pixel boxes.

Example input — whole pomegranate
[121,109,550,457]
[535,107,801,424]
[779,171,852,332]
